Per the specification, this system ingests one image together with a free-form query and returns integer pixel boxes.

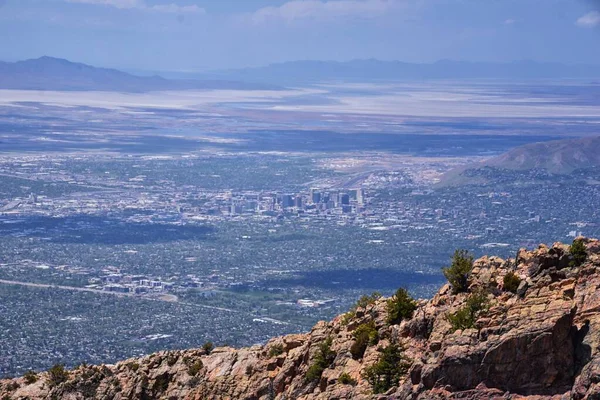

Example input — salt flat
[1,80,599,120]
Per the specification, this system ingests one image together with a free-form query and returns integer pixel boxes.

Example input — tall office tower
[356,188,364,205]
[294,195,303,209]
[340,193,350,206]
[311,189,321,204]
[282,194,294,208]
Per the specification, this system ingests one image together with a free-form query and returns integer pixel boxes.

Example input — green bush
[269,344,284,357]
[342,292,382,325]
[128,362,140,372]
[166,354,178,366]
[306,337,336,382]
[442,249,474,293]
[24,370,38,384]
[355,292,382,309]
[503,272,521,293]
[341,311,355,326]
[187,360,203,376]
[570,239,587,267]
[202,342,214,355]
[447,291,490,332]
[47,364,69,387]
[153,373,170,393]
[386,288,417,325]
[350,321,379,360]
[338,372,357,385]
[363,342,409,394]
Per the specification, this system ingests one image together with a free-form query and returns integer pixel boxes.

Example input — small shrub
[128,362,140,372]
[503,272,521,293]
[112,378,122,391]
[338,372,356,385]
[202,342,214,355]
[306,337,336,382]
[24,370,38,384]
[47,364,69,387]
[442,249,474,293]
[447,305,473,331]
[341,310,355,325]
[153,373,170,394]
[350,321,379,360]
[306,364,323,383]
[341,292,382,325]
[245,365,253,376]
[187,360,203,376]
[355,292,382,309]
[167,354,178,367]
[570,239,587,267]
[269,344,284,357]
[363,342,409,394]
[448,291,490,332]
[386,288,417,325]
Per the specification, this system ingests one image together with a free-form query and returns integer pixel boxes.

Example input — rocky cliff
[2,238,600,400]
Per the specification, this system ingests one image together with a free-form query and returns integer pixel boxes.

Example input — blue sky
[0,0,599,71]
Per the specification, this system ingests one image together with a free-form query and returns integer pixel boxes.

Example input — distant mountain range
[193,59,600,84]
[0,56,279,92]
[2,56,600,91]
[441,135,600,185]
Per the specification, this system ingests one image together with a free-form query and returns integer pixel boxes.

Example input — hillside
[440,136,600,186]
[0,57,278,92]
[2,238,600,399]
[482,136,600,173]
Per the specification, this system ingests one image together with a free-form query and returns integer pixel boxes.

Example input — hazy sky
[0,0,599,71]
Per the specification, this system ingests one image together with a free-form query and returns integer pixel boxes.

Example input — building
[281,194,294,208]
[339,193,350,206]
[356,189,364,205]
[311,189,321,204]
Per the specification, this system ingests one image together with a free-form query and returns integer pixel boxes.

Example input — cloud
[504,18,516,25]
[66,0,143,9]
[148,4,204,13]
[66,0,205,14]
[576,11,600,28]
[249,0,397,24]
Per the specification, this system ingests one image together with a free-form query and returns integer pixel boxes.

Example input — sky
[0,0,599,71]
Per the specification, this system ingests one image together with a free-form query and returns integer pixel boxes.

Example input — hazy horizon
[5,55,600,76]
[1,0,599,71]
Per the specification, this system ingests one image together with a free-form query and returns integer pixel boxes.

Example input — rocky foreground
[3,238,600,399]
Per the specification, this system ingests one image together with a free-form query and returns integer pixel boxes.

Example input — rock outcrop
[2,238,600,399]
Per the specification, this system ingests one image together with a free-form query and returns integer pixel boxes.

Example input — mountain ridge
[2,238,600,399]
[440,135,600,186]
[3,56,600,90]
[0,56,280,92]
[196,58,600,84]
[483,136,600,173]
